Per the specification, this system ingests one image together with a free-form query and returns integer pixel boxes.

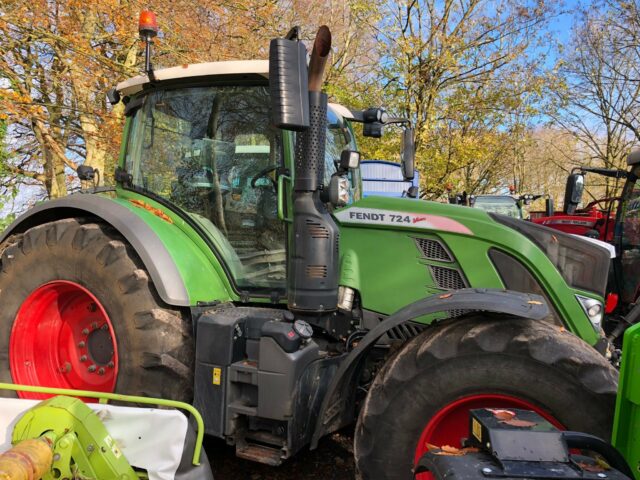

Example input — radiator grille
[429,265,466,290]
[414,238,452,262]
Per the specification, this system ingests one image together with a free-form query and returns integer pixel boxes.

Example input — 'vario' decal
[334,208,473,235]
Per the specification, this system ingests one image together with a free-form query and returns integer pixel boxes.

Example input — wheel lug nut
[101,324,109,331]
[91,322,98,329]
[82,328,89,335]
[80,355,87,362]
[88,365,96,373]
[78,341,86,348]
[98,368,105,376]
[107,361,115,369]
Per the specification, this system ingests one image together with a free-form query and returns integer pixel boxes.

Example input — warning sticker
[472,418,482,442]
[212,367,222,386]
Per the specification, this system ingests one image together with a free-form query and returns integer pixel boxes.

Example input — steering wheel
[250,165,278,191]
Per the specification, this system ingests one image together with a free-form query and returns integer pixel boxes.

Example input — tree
[0,0,379,206]
[352,0,555,197]
[548,4,637,202]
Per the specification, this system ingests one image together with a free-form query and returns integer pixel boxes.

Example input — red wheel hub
[414,394,564,480]
[9,281,118,399]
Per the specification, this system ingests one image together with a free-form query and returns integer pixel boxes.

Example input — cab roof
[116,60,269,97]
[115,61,355,125]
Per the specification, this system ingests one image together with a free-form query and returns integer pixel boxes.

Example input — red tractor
[531,167,628,242]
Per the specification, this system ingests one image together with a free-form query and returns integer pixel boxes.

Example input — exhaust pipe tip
[308,26,332,92]
[313,26,332,57]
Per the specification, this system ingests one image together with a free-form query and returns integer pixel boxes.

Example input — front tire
[354,315,618,480]
[0,218,193,401]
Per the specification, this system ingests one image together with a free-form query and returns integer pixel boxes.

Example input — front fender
[0,194,195,306]
[310,288,549,448]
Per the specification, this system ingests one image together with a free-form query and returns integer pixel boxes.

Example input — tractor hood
[334,196,611,298]
[333,195,608,344]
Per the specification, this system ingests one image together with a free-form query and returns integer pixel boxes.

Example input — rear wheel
[0,218,193,401]
[354,315,618,480]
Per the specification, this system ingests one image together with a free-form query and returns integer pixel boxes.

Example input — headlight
[576,295,603,331]
[337,176,350,207]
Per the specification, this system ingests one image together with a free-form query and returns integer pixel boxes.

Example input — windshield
[620,168,640,303]
[124,85,286,291]
[474,196,522,219]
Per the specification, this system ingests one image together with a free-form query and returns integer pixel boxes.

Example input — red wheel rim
[9,281,118,399]
[414,394,564,480]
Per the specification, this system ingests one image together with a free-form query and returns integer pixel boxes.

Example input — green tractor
[0,21,619,479]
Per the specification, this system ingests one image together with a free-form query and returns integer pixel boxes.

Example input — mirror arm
[384,117,411,126]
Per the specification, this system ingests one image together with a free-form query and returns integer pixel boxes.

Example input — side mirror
[338,150,360,172]
[406,186,419,199]
[401,128,415,181]
[269,36,309,131]
[77,165,97,181]
[563,173,584,214]
[363,122,384,138]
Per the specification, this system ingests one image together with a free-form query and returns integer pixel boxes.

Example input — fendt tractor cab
[0,19,619,479]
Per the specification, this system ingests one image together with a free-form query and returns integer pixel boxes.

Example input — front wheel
[0,218,194,401]
[354,315,618,480]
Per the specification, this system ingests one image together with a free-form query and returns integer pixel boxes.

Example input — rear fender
[0,194,192,306]
[310,288,550,448]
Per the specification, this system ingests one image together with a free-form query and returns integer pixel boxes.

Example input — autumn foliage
[0,0,638,210]
[0,0,372,200]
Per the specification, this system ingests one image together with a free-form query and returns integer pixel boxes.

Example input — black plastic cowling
[287,91,340,313]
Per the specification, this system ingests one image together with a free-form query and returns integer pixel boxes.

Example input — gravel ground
[206,430,356,480]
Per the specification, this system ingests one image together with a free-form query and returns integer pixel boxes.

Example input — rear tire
[0,218,193,401]
[354,315,618,480]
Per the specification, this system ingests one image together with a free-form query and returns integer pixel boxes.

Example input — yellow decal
[212,367,222,385]
[105,435,122,459]
[472,418,482,442]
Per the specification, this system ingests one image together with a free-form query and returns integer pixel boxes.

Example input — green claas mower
[0,17,622,479]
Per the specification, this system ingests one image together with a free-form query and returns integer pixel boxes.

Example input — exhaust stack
[287,27,340,313]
